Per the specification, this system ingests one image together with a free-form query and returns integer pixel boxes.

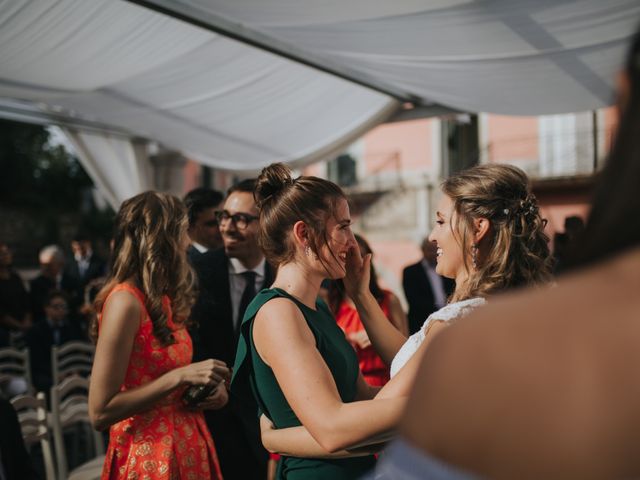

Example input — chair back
[50,375,104,480]
[51,341,95,385]
[0,347,32,387]
[10,392,56,480]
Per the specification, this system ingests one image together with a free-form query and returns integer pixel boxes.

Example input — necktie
[52,326,62,346]
[237,271,257,330]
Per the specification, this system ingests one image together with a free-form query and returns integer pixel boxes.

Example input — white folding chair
[10,392,56,480]
[51,341,94,386]
[0,347,32,390]
[50,375,105,480]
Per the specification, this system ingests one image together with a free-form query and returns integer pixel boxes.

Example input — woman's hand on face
[196,383,229,410]
[343,245,371,299]
[174,359,230,388]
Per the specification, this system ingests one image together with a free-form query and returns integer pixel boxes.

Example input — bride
[260,163,553,457]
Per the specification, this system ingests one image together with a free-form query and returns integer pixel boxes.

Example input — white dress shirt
[191,242,208,254]
[74,249,92,278]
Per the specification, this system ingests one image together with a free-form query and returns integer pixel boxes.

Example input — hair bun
[255,163,295,209]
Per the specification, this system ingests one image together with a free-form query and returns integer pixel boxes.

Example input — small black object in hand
[182,383,216,407]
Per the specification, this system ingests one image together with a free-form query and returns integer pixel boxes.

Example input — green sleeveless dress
[231,288,376,479]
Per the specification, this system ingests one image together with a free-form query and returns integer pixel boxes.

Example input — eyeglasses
[215,210,258,230]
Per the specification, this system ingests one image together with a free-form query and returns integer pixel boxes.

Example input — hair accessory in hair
[503,208,510,216]
[515,195,539,220]
[257,194,273,210]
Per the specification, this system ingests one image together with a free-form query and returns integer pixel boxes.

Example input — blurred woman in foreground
[371,24,640,480]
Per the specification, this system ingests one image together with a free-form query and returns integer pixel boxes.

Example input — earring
[471,243,479,270]
[305,245,317,260]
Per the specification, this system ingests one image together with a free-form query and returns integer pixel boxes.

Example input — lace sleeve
[389,298,486,378]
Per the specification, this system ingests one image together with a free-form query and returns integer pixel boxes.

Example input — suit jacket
[402,261,456,335]
[25,319,85,393]
[189,248,274,479]
[65,253,106,291]
[186,244,203,265]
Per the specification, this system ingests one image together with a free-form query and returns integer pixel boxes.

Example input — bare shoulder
[254,297,307,332]
[253,297,315,358]
[101,289,142,330]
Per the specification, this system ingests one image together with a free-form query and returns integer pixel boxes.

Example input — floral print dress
[99,283,222,480]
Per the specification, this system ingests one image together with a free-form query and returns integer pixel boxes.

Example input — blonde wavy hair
[91,191,196,346]
[443,164,553,302]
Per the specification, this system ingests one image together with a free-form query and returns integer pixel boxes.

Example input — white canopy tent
[0,0,637,208]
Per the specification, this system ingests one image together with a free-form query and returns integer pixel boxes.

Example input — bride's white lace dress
[390,297,486,377]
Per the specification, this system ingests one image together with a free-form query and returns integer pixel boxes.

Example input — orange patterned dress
[99,283,222,480]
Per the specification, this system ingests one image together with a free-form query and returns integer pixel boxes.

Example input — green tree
[0,120,93,210]
[0,120,114,263]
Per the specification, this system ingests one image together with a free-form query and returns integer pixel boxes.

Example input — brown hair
[91,191,196,346]
[442,164,553,301]
[573,25,640,267]
[255,163,345,269]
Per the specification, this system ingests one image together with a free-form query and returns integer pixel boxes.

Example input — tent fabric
[0,0,637,184]
[0,0,397,175]
[62,128,153,210]
[165,0,639,115]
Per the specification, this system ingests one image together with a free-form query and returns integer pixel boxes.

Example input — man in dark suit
[402,237,455,335]
[190,179,272,480]
[183,187,224,263]
[25,290,84,394]
[66,234,106,292]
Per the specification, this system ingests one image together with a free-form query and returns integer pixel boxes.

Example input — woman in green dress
[231,163,407,479]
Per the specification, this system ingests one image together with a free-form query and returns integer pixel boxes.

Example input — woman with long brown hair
[376,163,553,379]
[231,164,408,479]
[88,191,229,479]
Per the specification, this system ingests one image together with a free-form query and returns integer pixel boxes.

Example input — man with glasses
[183,187,225,261]
[190,178,272,480]
[25,290,84,394]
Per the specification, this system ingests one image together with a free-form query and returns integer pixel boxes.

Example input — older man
[29,245,79,322]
